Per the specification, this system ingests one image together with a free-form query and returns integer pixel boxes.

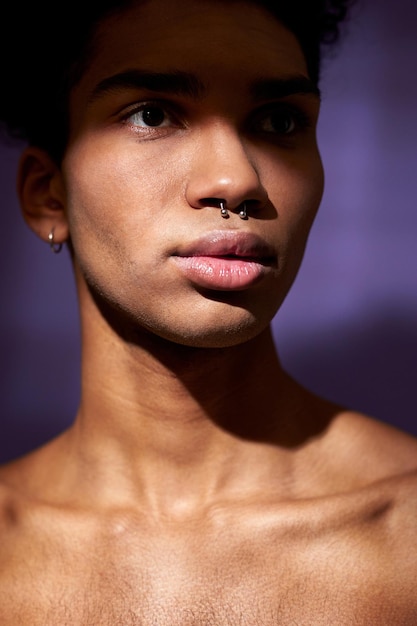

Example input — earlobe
[17,147,69,246]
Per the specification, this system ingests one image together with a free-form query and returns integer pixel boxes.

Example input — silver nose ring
[220,201,229,218]
[219,201,248,220]
[239,204,248,220]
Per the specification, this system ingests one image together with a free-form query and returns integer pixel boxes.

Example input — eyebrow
[250,75,321,101]
[88,69,320,104]
[89,69,205,103]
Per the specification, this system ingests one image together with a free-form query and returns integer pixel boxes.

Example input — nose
[185,123,269,216]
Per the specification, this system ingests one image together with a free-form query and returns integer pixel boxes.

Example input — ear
[17,147,69,246]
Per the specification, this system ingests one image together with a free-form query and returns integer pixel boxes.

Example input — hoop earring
[48,228,63,254]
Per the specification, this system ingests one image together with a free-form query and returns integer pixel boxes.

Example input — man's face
[61,0,324,347]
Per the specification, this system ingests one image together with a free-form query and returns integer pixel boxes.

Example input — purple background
[1,0,416,463]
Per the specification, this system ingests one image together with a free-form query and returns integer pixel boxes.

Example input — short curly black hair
[0,0,356,161]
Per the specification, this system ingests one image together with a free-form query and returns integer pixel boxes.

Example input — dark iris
[269,113,294,134]
[142,106,165,126]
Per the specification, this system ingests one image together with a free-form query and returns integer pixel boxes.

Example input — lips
[174,230,276,259]
[171,230,277,291]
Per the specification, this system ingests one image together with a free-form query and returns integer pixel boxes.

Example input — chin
[147,303,277,350]
[162,323,268,350]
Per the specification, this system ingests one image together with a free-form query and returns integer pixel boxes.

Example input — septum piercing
[220,201,248,220]
[220,201,229,218]
[239,204,248,220]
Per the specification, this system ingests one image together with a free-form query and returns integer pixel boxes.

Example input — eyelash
[122,101,183,131]
[250,104,311,136]
[121,100,311,138]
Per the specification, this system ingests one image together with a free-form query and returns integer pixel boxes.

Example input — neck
[47,277,335,512]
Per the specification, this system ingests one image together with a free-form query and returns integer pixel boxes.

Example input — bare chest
[2,483,417,626]
[0,576,410,626]
[1,530,414,626]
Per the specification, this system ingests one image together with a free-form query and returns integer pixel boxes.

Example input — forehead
[79,0,308,92]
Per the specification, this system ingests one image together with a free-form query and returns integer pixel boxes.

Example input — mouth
[174,230,276,259]
[171,230,277,291]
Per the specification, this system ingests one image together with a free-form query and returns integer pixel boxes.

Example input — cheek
[62,137,176,260]
[271,147,324,240]
[293,154,324,236]
[269,148,324,295]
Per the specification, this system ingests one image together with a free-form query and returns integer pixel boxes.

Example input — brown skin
[0,1,416,623]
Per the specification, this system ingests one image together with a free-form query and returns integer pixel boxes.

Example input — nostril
[199,197,229,217]
[200,197,226,208]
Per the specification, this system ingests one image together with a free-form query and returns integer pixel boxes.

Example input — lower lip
[172,255,271,290]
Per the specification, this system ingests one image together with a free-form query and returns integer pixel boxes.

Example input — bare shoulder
[0,450,43,536]
[0,438,67,533]
[332,409,417,477]
[324,408,417,534]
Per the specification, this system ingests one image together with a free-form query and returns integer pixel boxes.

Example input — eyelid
[250,101,313,133]
[119,98,185,127]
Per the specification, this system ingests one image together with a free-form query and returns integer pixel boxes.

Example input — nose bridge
[186,120,267,209]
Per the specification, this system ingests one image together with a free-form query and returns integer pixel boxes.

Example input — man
[0,0,416,623]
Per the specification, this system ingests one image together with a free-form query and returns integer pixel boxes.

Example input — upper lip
[173,230,277,262]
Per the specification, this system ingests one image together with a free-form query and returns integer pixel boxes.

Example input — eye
[125,103,177,128]
[252,104,310,136]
